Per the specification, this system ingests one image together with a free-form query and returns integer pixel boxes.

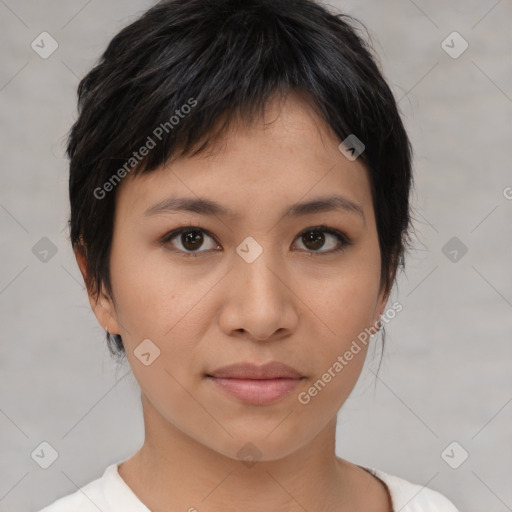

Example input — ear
[74,246,122,335]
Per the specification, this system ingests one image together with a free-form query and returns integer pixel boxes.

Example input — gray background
[1,0,511,510]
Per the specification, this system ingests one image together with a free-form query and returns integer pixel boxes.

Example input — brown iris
[181,229,205,251]
[302,230,325,250]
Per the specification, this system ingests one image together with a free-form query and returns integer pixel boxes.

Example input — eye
[292,225,352,255]
[160,224,352,257]
[160,227,220,257]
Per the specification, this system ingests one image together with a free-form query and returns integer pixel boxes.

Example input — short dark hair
[67,0,414,361]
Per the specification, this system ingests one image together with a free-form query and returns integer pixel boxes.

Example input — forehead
[115,92,373,224]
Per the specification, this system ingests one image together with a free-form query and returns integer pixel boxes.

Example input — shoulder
[362,466,460,512]
[36,466,112,512]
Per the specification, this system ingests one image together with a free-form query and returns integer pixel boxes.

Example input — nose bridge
[234,237,284,303]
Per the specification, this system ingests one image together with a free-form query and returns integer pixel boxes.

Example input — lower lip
[207,377,302,405]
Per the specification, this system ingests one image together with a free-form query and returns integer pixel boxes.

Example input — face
[78,92,388,462]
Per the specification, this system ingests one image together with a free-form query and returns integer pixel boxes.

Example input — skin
[76,91,393,512]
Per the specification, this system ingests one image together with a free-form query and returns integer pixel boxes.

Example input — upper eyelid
[162,226,217,243]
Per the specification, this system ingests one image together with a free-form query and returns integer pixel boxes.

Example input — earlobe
[73,246,122,336]
[93,298,122,336]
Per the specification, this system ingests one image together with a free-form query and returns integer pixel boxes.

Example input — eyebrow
[143,195,365,222]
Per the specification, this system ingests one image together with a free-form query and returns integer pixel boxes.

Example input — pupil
[182,230,203,250]
[304,230,324,250]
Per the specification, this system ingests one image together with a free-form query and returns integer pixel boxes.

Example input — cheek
[110,250,212,418]
[300,250,381,386]
[303,249,381,339]
[108,242,225,411]
[294,280,378,417]
[109,236,211,338]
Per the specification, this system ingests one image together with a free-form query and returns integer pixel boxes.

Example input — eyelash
[159,224,353,258]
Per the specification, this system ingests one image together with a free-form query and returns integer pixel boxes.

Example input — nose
[218,248,299,342]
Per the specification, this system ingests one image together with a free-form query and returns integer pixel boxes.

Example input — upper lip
[207,362,303,380]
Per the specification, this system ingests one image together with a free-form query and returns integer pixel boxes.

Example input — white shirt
[38,460,460,512]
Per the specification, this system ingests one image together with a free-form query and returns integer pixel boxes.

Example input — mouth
[206,376,304,405]
[205,361,305,405]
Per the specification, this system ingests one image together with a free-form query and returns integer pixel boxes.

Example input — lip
[207,377,302,405]
[206,362,305,405]
[207,361,303,380]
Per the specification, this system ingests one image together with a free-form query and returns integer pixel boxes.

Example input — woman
[39,0,459,510]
